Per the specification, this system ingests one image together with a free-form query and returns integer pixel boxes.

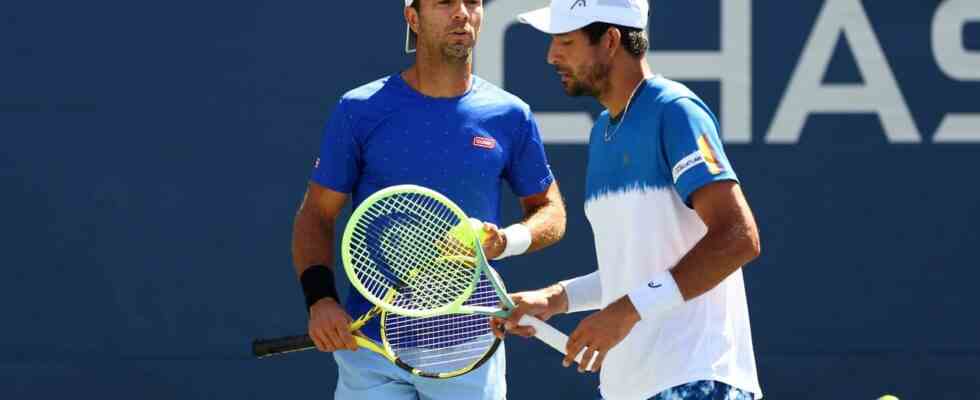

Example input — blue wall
[2,1,979,398]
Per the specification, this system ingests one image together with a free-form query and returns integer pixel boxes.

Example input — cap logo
[598,0,632,7]
[570,0,587,10]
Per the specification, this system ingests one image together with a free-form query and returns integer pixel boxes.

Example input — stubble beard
[565,61,609,98]
[441,43,474,64]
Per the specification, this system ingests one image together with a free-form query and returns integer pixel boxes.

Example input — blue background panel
[2,1,979,399]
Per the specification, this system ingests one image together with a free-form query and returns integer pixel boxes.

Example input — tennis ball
[878,395,899,400]
[449,217,486,245]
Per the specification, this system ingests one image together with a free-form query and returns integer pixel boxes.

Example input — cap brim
[517,7,593,35]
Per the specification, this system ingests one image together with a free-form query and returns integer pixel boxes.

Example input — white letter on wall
[648,0,753,143]
[766,0,921,143]
[932,0,980,143]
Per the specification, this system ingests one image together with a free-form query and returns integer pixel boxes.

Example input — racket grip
[252,334,315,358]
[518,315,580,363]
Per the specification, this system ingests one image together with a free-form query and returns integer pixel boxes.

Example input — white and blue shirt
[584,76,762,399]
[311,73,554,342]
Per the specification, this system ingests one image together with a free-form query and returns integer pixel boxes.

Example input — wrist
[310,296,340,311]
[612,296,642,325]
[546,283,569,314]
[301,265,340,312]
[559,271,602,313]
[492,223,532,260]
[627,270,684,321]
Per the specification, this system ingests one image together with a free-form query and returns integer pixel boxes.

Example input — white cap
[517,0,649,35]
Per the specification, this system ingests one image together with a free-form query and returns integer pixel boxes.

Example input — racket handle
[519,315,594,369]
[517,315,577,362]
[252,334,315,358]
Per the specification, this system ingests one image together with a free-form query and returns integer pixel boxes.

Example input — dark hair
[581,22,649,58]
[411,0,421,13]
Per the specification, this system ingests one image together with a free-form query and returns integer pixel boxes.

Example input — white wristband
[627,270,684,321]
[492,223,532,260]
[559,271,602,313]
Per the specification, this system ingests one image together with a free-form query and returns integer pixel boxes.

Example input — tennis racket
[341,184,575,359]
[252,270,505,378]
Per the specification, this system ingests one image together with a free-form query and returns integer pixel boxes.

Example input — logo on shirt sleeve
[472,136,497,150]
[672,134,726,183]
[696,134,724,175]
[671,151,705,183]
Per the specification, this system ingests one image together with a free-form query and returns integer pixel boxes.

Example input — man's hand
[308,298,358,352]
[490,284,568,338]
[479,222,507,260]
[563,296,640,373]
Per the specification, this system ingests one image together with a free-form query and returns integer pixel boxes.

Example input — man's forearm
[670,221,760,301]
[291,206,336,276]
[522,204,565,253]
[520,185,566,253]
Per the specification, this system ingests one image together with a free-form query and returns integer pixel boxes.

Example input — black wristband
[300,265,340,311]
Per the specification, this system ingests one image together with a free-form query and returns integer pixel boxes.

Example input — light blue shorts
[333,343,506,400]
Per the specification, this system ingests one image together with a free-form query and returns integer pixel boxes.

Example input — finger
[483,223,504,245]
[563,336,586,367]
[309,325,330,352]
[482,222,499,233]
[336,324,358,351]
[506,325,537,337]
[320,322,346,352]
[577,346,601,373]
[339,312,357,350]
[489,318,507,338]
[504,306,528,329]
[589,349,608,373]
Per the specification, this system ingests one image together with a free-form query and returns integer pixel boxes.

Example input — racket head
[342,185,482,317]
[379,268,505,378]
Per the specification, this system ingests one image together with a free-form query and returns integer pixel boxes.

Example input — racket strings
[359,220,471,309]
[383,277,499,373]
[349,192,478,312]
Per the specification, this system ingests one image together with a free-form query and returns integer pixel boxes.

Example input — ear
[405,6,420,34]
[604,26,621,57]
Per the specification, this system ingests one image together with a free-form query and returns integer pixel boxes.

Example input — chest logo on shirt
[472,136,497,150]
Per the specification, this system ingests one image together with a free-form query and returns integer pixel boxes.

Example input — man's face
[547,30,609,97]
[413,0,484,62]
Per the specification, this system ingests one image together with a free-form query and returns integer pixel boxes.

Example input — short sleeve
[310,99,361,193]
[503,112,555,197]
[662,98,738,206]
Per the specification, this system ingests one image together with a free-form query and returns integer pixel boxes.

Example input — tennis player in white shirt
[494,1,764,399]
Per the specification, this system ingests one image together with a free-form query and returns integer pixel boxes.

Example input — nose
[451,1,469,23]
[547,38,560,65]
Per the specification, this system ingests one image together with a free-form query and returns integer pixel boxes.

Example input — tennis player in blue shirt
[290,1,566,399]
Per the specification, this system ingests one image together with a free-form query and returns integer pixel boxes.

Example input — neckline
[393,72,477,101]
[608,77,652,125]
